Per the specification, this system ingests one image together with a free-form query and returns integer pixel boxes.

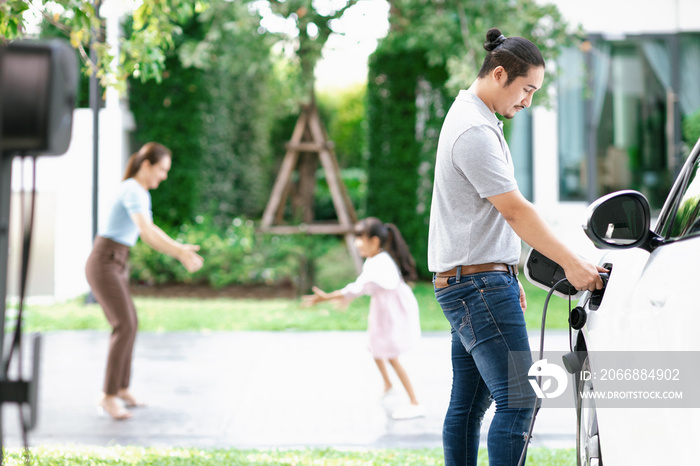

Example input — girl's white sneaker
[391,404,425,420]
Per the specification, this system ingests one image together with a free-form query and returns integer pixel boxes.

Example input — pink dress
[341,251,421,359]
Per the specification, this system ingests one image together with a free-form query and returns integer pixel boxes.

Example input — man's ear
[492,66,508,85]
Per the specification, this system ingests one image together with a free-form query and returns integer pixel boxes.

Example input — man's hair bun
[484,28,507,52]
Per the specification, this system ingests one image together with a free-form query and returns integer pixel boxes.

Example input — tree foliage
[264,0,359,101]
[2,0,373,110]
[317,84,367,169]
[384,0,579,101]
[8,0,357,229]
[127,15,209,229]
[128,1,277,229]
[683,108,700,146]
[0,0,211,92]
[196,1,277,225]
[367,48,448,276]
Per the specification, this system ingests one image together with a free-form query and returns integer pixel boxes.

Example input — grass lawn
[17,277,574,333]
[3,446,576,465]
[14,238,575,333]
[6,246,579,465]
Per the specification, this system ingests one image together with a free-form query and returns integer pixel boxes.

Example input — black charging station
[0,38,77,457]
[524,248,582,299]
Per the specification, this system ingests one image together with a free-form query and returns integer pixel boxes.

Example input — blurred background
[4,0,700,303]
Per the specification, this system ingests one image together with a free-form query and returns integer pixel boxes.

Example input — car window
[661,154,700,239]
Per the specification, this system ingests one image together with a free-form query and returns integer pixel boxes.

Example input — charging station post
[0,38,77,460]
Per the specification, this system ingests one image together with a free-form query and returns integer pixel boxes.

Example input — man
[428,28,606,466]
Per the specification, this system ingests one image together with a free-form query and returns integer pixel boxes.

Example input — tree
[127,13,209,229]
[367,47,448,276]
[1,1,373,101]
[195,1,278,224]
[127,1,278,227]
[263,0,359,102]
[255,0,363,231]
[317,84,367,168]
[0,0,208,91]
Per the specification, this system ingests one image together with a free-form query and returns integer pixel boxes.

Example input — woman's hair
[123,142,172,181]
[354,217,417,282]
[477,28,545,85]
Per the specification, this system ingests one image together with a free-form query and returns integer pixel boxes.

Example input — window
[659,150,700,239]
[557,47,586,201]
[556,37,683,208]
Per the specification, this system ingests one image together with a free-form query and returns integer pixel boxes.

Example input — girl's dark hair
[477,28,545,85]
[123,142,172,181]
[354,217,417,282]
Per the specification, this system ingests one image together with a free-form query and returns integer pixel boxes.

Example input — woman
[85,142,204,420]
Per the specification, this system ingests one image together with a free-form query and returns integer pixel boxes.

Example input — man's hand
[563,257,608,292]
[518,280,527,313]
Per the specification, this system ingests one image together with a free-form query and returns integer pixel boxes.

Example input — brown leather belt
[434,263,518,288]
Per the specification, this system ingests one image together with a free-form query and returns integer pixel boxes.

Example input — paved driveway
[2,330,575,450]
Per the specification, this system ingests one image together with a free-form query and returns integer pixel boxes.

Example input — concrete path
[2,330,576,450]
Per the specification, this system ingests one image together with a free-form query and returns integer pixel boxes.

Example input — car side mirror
[583,190,662,252]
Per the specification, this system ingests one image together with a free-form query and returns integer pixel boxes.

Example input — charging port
[588,263,612,310]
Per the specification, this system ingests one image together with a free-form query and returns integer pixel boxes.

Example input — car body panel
[580,240,700,464]
[570,139,700,465]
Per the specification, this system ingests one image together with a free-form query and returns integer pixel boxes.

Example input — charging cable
[2,155,37,466]
[516,277,570,466]
[517,272,609,466]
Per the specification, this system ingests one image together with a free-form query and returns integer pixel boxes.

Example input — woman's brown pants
[85,236,138,396]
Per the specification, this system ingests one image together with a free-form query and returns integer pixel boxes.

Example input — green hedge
[366,48,448,277]
[196,1,277,226]
[129,216,345,292]
[128,16,208,228]
[683,108,700,147]
[317,85,368,169]
[314,167,367,221]
[127,5,277,229]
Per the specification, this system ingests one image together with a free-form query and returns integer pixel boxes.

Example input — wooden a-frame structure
[260,103,362,272]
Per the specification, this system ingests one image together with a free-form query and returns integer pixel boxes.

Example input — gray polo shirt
[428,90,520,272]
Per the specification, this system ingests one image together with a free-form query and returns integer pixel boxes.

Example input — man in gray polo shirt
[428,28,606,466]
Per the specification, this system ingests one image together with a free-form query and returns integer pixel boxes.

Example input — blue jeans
[435,271,535,466]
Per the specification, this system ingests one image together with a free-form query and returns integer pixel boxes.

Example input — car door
[583,140,700,465]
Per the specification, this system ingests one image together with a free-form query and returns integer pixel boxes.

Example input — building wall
[541,0,700,35]
[529,0,700,264]
[7,106,132,303]
[6,2,134,303]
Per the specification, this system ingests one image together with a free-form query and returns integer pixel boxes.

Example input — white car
[563,138,700,465]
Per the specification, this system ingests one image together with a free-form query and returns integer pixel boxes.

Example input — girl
[85,142,204,420]
[303,217,423,420]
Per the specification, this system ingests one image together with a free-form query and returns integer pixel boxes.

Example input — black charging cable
[2,155,37,466]
[517,272,609,466]
[516,276,571,466]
